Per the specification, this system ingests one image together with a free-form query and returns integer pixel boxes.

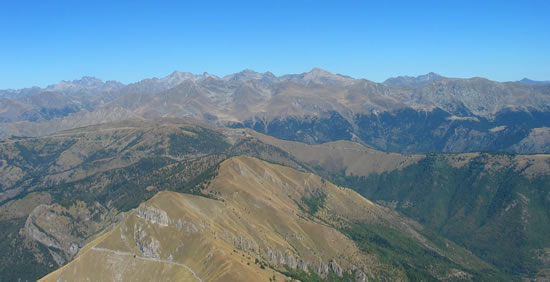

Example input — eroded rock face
[24,206,62,250]
[175,218,199,233]
[312,258,330,276]
[134,222,161,259]
[355,269,368,282]
[136,204,170,226]
[264,247,347,278]
[21,201,121,267]
[297,258,309,272]
[285,253,297,269]
[329,259,344,278]
[235,235,258,252]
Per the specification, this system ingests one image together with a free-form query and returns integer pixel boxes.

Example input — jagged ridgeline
[42,156,506,281]
[2,69,550,154]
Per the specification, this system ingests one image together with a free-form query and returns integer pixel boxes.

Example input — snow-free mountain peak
[383,72,447,87]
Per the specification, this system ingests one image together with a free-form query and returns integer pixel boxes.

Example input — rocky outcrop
[264,247,347,278]
[21,201,121,267]
[136,204,170,226]
[285,253,298,269]
[312,258,330,276]
[235,235,258,252]
[133,222,161,259]
[175,218,199,233]
[355,269,368,282]
[23,206,62,250]
[329,259,344,277]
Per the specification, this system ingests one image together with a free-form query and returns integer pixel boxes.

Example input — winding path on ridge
[91,247,203,282]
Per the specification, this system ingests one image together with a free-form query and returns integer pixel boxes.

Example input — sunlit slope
[246,128,424,176]
[40,191,288,282]
[42,156,503,281]
[252,127,550,279]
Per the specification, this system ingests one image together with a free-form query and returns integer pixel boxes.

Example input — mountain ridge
[1,69,550,154]
[1,118,548,280]
[383,72,447,87]
[39,155,504,281]
[4,69,548,100]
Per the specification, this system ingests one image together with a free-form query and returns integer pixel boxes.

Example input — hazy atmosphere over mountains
[2,0,550,281]
[1,69,550,154]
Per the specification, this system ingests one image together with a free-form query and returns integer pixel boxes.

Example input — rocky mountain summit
[0,76,124,99]
[519,78,550,85]
[383,72,447,87]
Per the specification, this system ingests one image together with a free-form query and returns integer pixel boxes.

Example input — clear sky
[1,0,549,88]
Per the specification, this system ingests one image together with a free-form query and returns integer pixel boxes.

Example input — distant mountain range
[1,69,550,153]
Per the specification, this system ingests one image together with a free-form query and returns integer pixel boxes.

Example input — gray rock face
[297,258,309,272]
[329,259,344,277]
[235,235,258,252]
[136,205,170,226]
[355,269,368,282]
[175,218,199,233]
[285,253,297,269]
[23,206,63,250]
[133,223,161,259]
[266,248,277,264]
[264,247,350,277]
[21,201,121,267]
[312,258,330,276]
[48,249,66,266]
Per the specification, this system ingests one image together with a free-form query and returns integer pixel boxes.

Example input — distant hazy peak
[384,72,447,87]
[239,68,259,74]
[201,72,219,80]
[167,70,194,78]
[221,69,280,85]
[309,67,331,75]
[161,71,197,84]
[38,76,126,96]
[279,67,355,86]
[419,72,444,80]
[307,67,351,78]
[223,69,261,80]
[263,71,277,77]
[519,78,550,85]
[75,76,103,84]
[46,76,101,89]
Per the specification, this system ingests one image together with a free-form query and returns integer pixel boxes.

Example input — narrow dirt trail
[91,247,203,282]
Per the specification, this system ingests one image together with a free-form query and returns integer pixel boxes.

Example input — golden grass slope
[41,191,288,282]
[244,128,424,176]
[42,156,492,281]
[243,128,550,178]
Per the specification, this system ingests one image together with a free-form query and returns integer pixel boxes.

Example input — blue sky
[0,0,549,88]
